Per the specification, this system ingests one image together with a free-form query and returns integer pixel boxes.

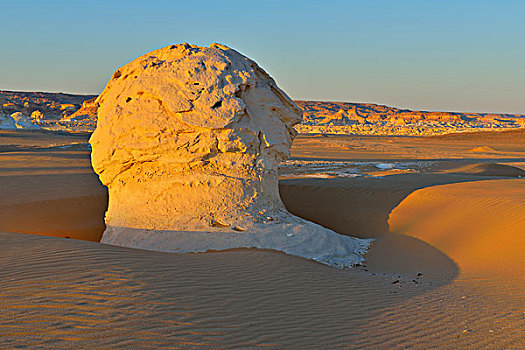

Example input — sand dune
[389,179,525,282]
[1,174,523,348]
[439,163,525,177]
[0,232,433,349]
[468,145,498,153]
[0,129,524,348]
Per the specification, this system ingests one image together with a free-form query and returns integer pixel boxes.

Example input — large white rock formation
[90,43,370,267]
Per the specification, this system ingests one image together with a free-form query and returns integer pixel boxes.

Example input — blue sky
[1,0,524,114]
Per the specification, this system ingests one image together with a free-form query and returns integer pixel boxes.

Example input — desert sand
[0,128,523,348]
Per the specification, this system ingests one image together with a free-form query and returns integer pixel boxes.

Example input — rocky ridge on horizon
[1,90,523,135]
[296,100,525,136]
[0,90,97,132]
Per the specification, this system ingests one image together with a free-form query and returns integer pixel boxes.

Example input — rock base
[101,215,372,269]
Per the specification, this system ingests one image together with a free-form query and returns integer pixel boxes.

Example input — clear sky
[1,0,524,114]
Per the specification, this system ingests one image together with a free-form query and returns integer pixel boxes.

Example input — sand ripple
[1,227,523,349]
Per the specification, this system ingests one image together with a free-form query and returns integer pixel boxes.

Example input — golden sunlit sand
[0,128,523,348]
[2,0,525,348]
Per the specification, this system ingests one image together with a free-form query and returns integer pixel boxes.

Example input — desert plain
[0,126,523,348]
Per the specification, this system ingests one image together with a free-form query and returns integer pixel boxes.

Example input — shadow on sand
[278,173,516,285]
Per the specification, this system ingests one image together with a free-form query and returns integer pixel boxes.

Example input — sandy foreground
[0,129,524,349]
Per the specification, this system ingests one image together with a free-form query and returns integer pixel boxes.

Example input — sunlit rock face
[63,97,99,122]
[31,110,45,122]
[90,43,370,267]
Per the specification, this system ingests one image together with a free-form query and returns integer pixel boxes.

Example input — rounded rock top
[90,43,303,184]
[97,42,302,129]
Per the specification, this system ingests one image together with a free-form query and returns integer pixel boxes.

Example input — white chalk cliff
[90,43,370,267]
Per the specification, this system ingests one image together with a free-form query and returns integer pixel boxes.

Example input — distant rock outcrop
[0,90,96,131]
[2,91,524,136]
[10,112,41,129]
[63,97,98,122]
[59,97,98,132]
[30,110,45,122]
[296,101,525,136]
[0,113,16,129]
[90,43,370,267]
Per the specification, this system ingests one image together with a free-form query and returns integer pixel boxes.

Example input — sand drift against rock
[90,43,370,267]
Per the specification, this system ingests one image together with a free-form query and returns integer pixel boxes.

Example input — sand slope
[1,226,522,349]
[0,129,524,349]
[439,162,525,177]
[0,130,107,241]
[0,173,106,241]
[1,175,524,349]
[389,179,525,283]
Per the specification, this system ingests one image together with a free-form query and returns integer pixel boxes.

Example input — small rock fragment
[210,220,229,228]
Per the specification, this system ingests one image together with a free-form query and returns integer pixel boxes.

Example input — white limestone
[10,112,41,129]
[0,113,16,129]
[90,43,371,267]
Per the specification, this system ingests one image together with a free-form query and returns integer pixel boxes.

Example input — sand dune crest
[440,163,525,177]
[389,179,525,283]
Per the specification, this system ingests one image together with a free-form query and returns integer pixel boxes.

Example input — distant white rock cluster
[10,112,41,129]
[0,90,96,132]
[0,113,16,129]
[90,43,370,267]
[0,112,40,129]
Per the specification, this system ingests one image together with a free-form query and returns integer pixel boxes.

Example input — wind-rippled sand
[0,129,524,349]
